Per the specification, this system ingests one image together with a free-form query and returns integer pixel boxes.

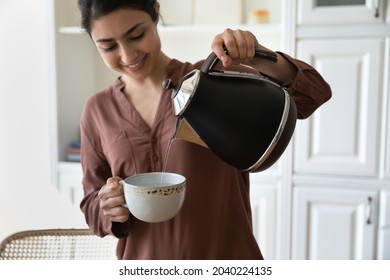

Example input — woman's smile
[122,54,147,72]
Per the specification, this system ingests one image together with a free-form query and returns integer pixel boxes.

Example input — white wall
[0,0,83,242]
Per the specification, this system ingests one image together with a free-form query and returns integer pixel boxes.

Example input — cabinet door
[378,191,390,259]
[385,63,390,179]
[294,38,384,177]
[250,179,278,260]
[292,186,378,260]
[57,162,88,228]
[297,0,385,25]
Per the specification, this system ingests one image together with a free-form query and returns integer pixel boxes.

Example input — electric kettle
[166,49,297,172]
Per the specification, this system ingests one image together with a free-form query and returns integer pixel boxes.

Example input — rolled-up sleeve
[278,52,332,119]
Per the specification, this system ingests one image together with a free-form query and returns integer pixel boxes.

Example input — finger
[102,204,129,216]
[211,36,230,66]
[110,213,130,223]
[221,29,239,61]
[106,176,122,190]
[99,193,125,209]
[113,215,130,223]
[242,30,257,59]
[231,30,248,60]
[231,30,260,61]
[98,183,124,201]
[212,29,242,67]
[212,29,259,67]
[102,206,130,223]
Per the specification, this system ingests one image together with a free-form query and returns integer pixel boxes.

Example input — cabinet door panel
[385,52,390,179]
[57,162,88,228]
[378,191,390,259]
[250,181,278,260]
[297,0,385,25]
[292,186,378,259]
[385,106,390,179]
[295,38,384,177]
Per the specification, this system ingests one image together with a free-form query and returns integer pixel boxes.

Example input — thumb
[106,176,122,190]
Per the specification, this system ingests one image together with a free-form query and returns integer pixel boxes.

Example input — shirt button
[151,137,157,144]
[152,155,159,162]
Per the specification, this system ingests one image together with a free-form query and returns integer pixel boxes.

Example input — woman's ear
[154,2,160,24]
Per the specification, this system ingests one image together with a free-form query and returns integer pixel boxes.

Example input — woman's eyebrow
[95,22,145,43]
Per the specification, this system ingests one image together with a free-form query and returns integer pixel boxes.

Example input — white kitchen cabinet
[378,191,390,259]
[289,0,390,261]
[297,0,386,25]
[294,37,385,177]
[292,186,379,260]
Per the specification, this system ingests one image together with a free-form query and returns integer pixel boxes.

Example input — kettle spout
[174,119,208,148]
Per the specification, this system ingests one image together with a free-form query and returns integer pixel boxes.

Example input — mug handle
[119,180,128,208]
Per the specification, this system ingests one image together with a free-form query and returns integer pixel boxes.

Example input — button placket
[150,135,160,169]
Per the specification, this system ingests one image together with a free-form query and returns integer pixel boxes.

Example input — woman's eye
[129,31,145,41]
[101,45,117,52]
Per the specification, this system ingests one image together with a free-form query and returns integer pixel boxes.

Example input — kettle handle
[200,48,278,74]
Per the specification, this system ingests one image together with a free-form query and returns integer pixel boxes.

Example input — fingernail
[109,182,118,190]
[220,55,228,63]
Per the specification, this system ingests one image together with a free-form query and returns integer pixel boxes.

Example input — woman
[78,0,331,259]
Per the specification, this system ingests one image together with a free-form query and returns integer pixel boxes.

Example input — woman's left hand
[211,29,259,68]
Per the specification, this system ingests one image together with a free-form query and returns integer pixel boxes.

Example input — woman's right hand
[98,176,130,223]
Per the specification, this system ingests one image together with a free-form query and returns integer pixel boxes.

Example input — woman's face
[90,7,161,80]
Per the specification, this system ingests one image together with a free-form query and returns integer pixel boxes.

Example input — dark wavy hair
[78,0,158,35]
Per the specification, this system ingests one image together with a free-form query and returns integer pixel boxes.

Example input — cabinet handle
[366,196,373,225]
[374,0,381,18]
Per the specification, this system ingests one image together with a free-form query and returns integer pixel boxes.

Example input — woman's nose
[119,44,136,66]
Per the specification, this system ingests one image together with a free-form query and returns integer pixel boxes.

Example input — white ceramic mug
[120,172,186,223]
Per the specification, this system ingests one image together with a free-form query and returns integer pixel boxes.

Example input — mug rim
[123,172,186,189]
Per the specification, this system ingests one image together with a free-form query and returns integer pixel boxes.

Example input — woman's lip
[124,56,147,71]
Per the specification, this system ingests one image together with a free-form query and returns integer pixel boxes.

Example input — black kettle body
[169,50,297,172]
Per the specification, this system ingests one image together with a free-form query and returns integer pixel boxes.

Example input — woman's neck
[122,52,171,94]
[120,52,172,127]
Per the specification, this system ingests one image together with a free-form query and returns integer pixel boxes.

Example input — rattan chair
[0,229,118,260]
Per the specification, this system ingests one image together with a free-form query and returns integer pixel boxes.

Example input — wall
[0,0,85,242]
